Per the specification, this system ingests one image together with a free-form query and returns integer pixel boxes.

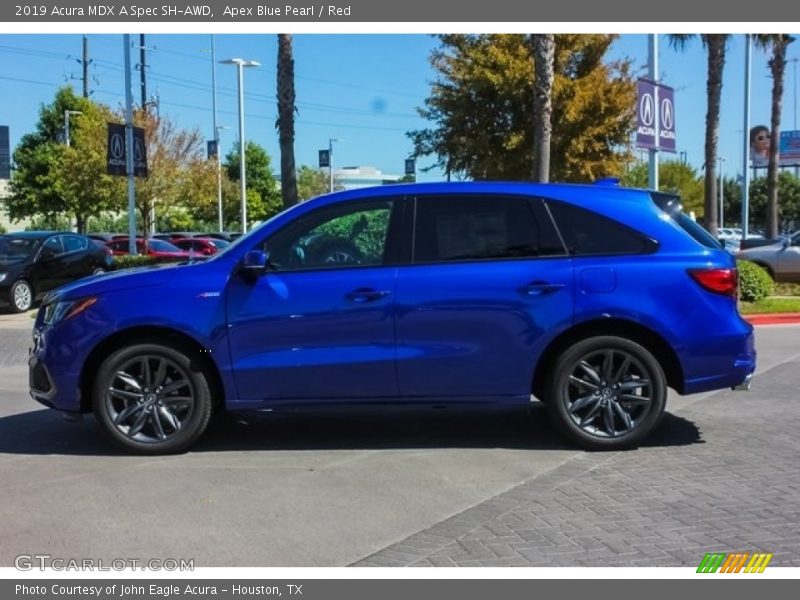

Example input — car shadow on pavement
[0,405,702,456]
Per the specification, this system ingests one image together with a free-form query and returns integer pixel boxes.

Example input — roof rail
[594,177,621,186]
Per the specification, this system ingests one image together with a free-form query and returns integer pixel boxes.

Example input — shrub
[112,255,162,270]
[738,260,774,302]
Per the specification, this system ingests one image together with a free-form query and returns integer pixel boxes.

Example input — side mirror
[782,238,791,249]
[241,250,269,277]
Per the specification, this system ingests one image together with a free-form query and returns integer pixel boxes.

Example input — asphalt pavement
[1,311,798,567]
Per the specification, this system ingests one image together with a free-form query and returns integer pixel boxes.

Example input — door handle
[345,288,391,303]
[520,281,565,296]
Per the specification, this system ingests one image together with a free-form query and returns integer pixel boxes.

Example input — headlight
[43,297,97,326]
[0,273,7,283]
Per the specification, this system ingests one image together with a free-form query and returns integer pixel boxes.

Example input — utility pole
[82,36,89,98]
[124,34,137,256]
[648,34,660,190]
[139,34,147,109]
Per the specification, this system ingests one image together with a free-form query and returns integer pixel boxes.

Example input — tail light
[688,268,738,297]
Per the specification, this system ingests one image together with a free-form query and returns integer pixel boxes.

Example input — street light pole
[328,137,341,193]
[63,110,82,147]
[221,57,260,233]
[215,125,230,232]
[717,156,726,228]
[211,35,221,231]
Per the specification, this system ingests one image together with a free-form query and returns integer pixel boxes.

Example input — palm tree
[754,34,795,238]
[532,34,555,183]
[669,34,728,237]
[277,34,298,208]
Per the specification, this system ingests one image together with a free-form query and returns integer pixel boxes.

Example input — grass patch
[740,297,800,314]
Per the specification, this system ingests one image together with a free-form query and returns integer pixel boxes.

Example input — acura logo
[639,93,654,127]
[661,97,674,131]
[109,133,124,160]
[133,137,145,162]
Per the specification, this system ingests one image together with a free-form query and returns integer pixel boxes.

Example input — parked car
[29,182,755,454]
[194,232,234,242]
[173,237,230,256]
[737,232,800,281]
[152,232,200,244]
[0,231,113,313]
[106,238,192,262]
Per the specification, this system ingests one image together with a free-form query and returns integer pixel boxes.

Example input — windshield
[0,236,41,264]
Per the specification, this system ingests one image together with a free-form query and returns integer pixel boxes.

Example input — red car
[173,237,231,256]
[107,238,192,261]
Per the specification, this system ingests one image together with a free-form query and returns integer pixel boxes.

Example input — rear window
[651,192,722,249]
[545,201,656,256]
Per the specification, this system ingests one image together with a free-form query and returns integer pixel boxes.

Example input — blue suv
[29,182,755,453]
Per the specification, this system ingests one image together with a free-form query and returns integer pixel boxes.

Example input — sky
[1,33,799,181]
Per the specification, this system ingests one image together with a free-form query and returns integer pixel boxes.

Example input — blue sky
[1,33,798,181]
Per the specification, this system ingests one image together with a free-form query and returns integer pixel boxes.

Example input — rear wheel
[545,336,667,450]
[92,343,213,454]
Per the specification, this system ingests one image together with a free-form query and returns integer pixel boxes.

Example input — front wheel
[8,279,34,313]
[545,336,667,450]
[92,343,213,454]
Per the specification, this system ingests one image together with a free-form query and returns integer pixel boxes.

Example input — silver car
[737,232,800,281]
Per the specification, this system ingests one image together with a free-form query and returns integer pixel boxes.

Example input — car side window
[792,233,800,246]
[39,236,63,258]
[545,200,657,256]
[413,195,565,263]
[263,200,394,271]
[62,235,88,253]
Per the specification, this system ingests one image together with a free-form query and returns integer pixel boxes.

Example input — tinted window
[264,200,394,271]
[651,192,721,249]
[545,201,655,255]
[40,236,63,256]
[148,239,180,252]
[62,235,88,253]
[413,196,564,263]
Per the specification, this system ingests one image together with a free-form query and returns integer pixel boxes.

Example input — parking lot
[1,311,799,567]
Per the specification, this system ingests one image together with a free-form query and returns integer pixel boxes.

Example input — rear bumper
[682,330,756,395]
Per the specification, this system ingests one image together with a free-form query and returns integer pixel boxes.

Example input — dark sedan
[0,231,113,313]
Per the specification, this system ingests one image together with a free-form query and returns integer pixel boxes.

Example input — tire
[544,336,667,450]
[8,279,34,313]
[92,267,107,276]
[92,343,213,454]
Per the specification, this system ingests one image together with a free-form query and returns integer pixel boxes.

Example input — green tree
[130,109,217,237]
[277,34,299,209]
[409,34,636,182]
[8,87,124,232]
[224,141,282,222]
[296,165,332,201]
[668,34,730,237]
[726,173,800,232]
[531,33,555,182]
[621,160,705,217]
[754,34,795,238]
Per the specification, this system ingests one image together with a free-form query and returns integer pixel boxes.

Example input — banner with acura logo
[636,79,676,153]
[0,125,9,180]
[106,122,148,177]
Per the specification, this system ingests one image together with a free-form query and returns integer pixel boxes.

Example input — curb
[743,313,800,325]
